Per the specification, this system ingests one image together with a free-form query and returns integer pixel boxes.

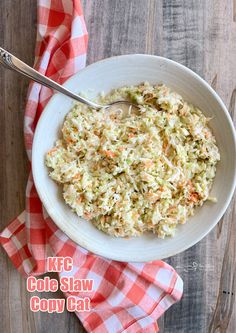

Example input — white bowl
[32,54,236,262]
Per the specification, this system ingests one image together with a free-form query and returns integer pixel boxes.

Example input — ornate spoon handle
[0,47,102,108]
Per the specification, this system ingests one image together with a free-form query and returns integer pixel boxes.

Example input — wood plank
[204,2,236,332]
[0,1,38,332]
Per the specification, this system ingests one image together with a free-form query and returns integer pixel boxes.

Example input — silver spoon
[0,47,137,111]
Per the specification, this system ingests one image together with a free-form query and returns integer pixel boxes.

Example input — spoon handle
[0,47,101,108]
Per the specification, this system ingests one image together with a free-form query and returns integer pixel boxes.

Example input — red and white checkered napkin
[0,1,183,332]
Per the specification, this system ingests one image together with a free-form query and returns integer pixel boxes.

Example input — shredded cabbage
[46,82,220,238]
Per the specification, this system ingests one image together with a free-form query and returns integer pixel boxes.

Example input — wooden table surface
[1,1,235,332]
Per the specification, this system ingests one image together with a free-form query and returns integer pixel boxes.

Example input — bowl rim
[32,54,236,262]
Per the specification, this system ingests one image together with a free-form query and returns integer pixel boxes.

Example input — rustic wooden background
[0,0,235,332]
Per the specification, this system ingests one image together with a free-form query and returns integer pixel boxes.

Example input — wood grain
[0,0,235,332]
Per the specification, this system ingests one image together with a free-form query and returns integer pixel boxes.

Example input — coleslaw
[46,83,220,238]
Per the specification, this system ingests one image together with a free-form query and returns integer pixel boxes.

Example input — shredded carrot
[189,192,199,203]
[48,147,57,155]
[84,212,92,219]
[66,137,75,143]
[77,196,82,204]
[178,180,187,188]
[128,133,135,138]
[103,150,116,158]
[163,141,168,150]
[128,127,137,133]
[73,173,81,180]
